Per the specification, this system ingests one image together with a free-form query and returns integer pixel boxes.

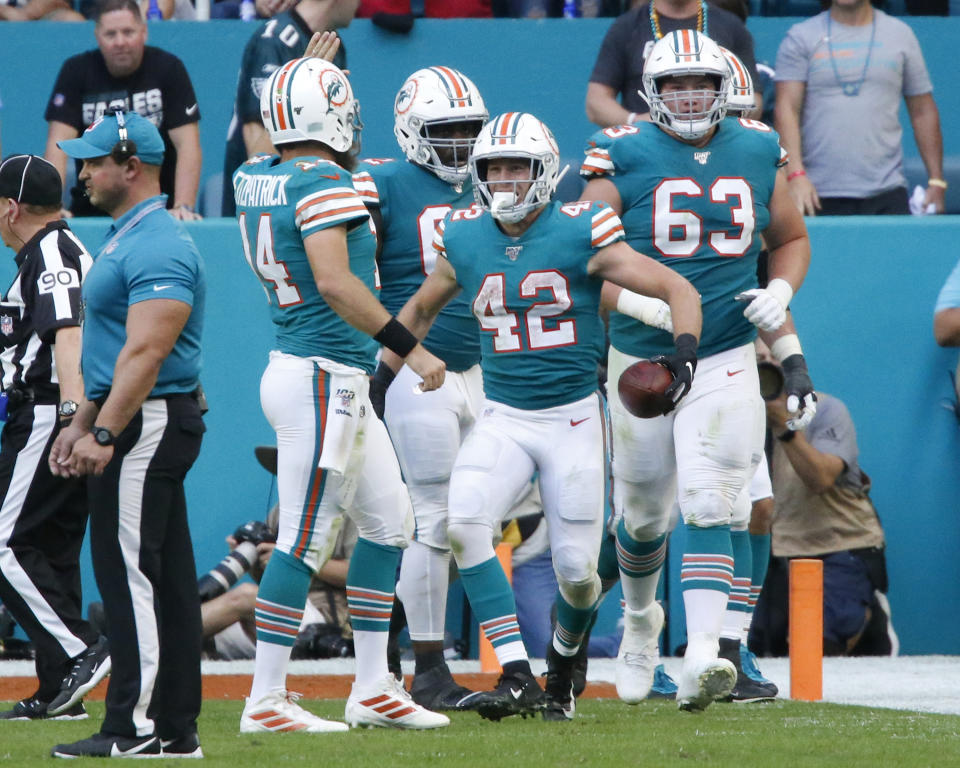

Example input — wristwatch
[59,400,78,419]
[91,426,115,446]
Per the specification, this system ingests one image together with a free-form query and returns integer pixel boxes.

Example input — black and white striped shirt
[0,221,92,399]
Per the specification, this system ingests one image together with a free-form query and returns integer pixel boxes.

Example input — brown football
[617,361,674,418]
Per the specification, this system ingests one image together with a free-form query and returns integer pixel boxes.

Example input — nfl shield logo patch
[0,316,12,336]
[505,246,522,261]
[694,151,711,166]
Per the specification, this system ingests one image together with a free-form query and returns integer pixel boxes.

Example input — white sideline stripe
[3,656,959,716]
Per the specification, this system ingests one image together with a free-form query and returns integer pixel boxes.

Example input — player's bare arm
[305,226,445,391]
[381,256,461,376]
[582,177,623,215]
[588,240,702,342]
[762,170,811,295]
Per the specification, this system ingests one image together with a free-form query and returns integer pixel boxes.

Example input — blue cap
[58,111,165,166]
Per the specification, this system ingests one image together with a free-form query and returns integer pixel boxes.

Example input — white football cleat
[346,675,450,729]
[676,657,737,712]
[240,690,349,733]
[615,601,664,704]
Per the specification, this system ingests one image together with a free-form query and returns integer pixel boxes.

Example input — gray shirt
[775,10,932,199]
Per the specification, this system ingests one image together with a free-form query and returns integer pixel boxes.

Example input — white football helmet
[260,58,361,153]
[719,46,755,116]
[640,31,729,139]
[470,112,560,224]
[394,67,488,184]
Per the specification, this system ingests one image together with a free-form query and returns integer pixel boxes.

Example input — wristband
[929,178,948,189]
[787,169,806,182]
[765,278,794,311]
[770,333,803,363]
[616,289,667,327]
[673,332,698,357]
[776,429,796,443]
[373,317,418,358]
[177,203,195,212]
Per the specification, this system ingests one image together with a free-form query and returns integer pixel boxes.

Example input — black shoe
[475,668,545,722]
[51,732,161,759]
[409,663,484,711]
[542,646,575,722]
[0,696,88,720]
[47,635,111,716]
[718,637,776,703]
[161,732,204,758]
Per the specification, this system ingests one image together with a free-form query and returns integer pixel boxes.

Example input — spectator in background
[138,0,198,19]
[750,342,895,658]
[221,0,356,217]
[0,0,84,20]
[585,0,758,128]
[43,0,202,220]
[210,0,297,22]
[357,0,491,16]
[775,0,946,216]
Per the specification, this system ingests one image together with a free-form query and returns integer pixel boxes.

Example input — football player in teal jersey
[233,58,449,733]
[581,31,813,712]
[380,111,703,722]
[352,67,490,712]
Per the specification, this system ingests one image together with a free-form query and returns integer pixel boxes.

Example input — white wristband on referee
[770,333,803,362]
[616,289,673,331]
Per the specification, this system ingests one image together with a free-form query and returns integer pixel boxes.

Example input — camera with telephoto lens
[197,520,277,603]
[758,361,785,401]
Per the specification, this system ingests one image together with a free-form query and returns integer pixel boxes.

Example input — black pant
[89,395,205,739]
[818,187,910,216]
[0,403,95,700]
[749,548,890,657]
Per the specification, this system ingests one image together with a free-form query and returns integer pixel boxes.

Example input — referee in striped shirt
[0,154,107,721]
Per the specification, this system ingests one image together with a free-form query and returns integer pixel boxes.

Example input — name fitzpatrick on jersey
[233,171,290,208]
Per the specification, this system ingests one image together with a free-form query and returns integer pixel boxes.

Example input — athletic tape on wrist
[770,333,803,362]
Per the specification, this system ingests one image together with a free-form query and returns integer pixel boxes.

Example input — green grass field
[3,699,959,767]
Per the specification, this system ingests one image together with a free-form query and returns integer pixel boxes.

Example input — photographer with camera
[750,340,895,657]
[200,512,356,661]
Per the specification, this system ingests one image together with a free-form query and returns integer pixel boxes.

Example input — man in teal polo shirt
[47,110,206,760]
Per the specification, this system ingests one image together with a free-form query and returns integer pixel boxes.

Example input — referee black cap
[0,155,62,207]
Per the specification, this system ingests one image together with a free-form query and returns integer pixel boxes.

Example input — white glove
[616,289,674,332]
[786,392,817,430]
[735,277,793,332]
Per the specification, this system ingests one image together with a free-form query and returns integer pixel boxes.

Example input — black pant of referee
[90,394,205,740]
[0,399,98,703]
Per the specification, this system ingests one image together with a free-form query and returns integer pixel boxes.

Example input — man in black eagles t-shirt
[43,0,202,219]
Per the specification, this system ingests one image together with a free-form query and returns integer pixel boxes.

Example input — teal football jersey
[583,119,784,359]
[234,154,378,373]
[354,159,480,372]
[437,199,624,410]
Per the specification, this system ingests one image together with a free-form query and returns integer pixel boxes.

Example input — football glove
[735,278,793,332]
[369,361,396,421]
[650,333,698,410]
[781,353,817,430]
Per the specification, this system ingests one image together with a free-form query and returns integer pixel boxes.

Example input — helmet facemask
[639,31,730,140]
[473,156,553,224]
[394,67,488,185]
